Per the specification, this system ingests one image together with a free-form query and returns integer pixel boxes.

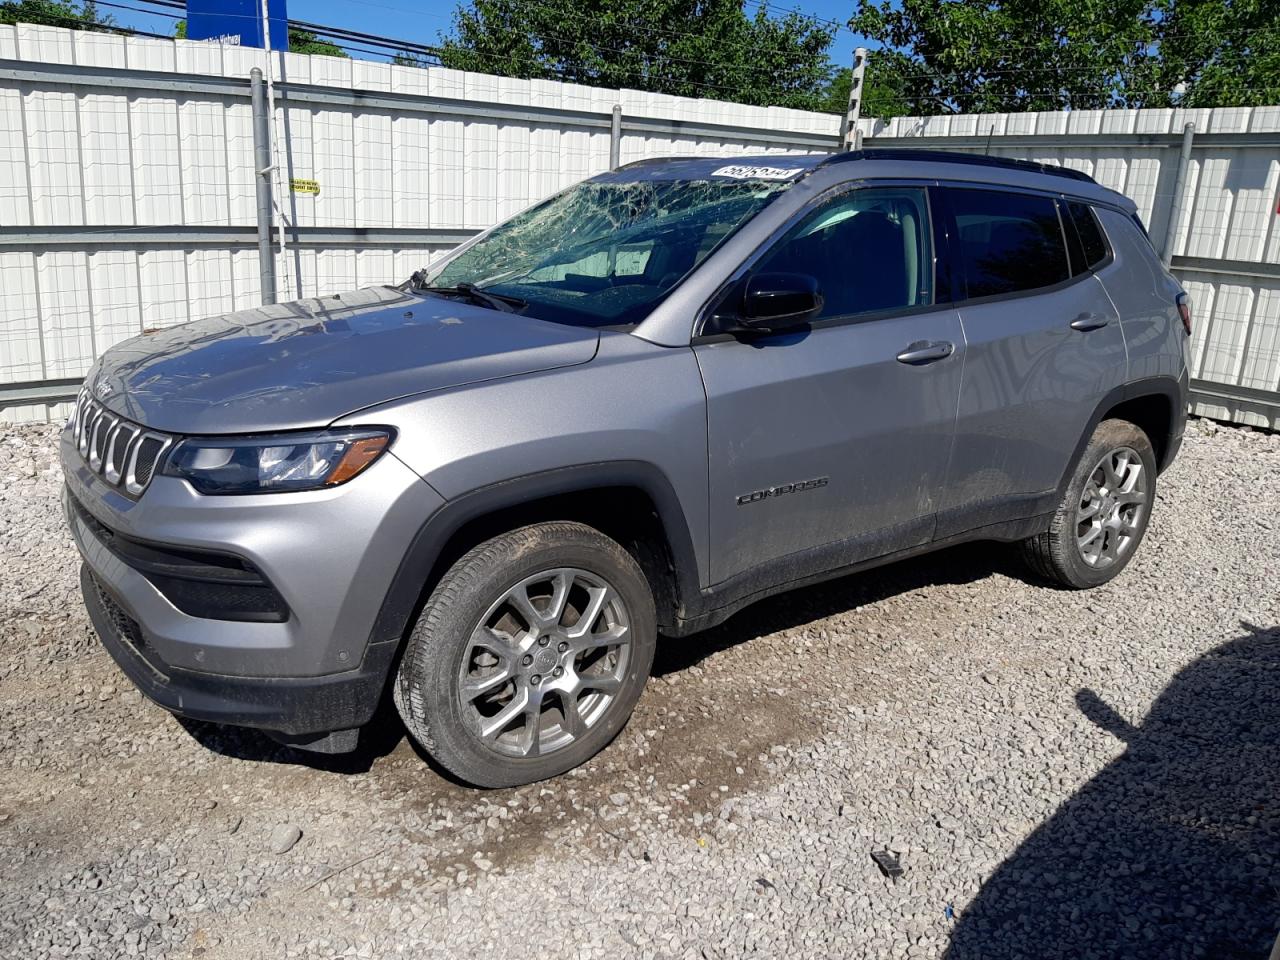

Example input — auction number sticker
[711,164,804,180]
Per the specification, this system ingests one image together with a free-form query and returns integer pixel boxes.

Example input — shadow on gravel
[173,540,1027,781]
[653,539,1029,676]
[946,622,1280,960]
[176,696,407,775]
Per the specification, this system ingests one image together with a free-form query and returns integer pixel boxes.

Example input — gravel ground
[1,418,1277,960]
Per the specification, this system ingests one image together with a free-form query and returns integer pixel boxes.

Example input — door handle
[896,340,954,365]
[1070,313,1110,332]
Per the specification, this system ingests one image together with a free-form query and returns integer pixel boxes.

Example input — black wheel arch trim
[1058,373,1188,503]
[369,460,704,650]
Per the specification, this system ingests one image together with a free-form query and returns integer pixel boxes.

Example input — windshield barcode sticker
[711,164,805,181]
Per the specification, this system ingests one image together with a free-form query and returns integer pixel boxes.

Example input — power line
[127,0,833,96]
[114,0,447,62]
[744,0,850,34]
[864,21,1280,68]
[335,0,845,65]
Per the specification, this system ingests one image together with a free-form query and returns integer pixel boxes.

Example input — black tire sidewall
[396,523,656,788]
[1055,420,1158,588]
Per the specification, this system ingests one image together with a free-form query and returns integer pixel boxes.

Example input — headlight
[162,429,393,494]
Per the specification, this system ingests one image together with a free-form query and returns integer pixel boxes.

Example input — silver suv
[62,150,1190,787]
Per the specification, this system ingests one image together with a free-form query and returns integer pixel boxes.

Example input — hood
[87,286,600,434]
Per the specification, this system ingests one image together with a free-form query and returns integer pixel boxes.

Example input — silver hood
[86,286,600,435]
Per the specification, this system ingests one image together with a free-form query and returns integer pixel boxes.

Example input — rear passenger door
[934,186,1127,537]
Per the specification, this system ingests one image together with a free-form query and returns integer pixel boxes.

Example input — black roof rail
[823,148,1098,184]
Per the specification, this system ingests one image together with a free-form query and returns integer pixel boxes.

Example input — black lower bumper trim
[81,564,396,738]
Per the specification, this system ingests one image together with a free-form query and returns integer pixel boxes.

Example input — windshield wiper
[410,274,526,314]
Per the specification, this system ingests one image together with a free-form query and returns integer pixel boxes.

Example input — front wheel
[393,521,656,787]
[1021,418,1158,589]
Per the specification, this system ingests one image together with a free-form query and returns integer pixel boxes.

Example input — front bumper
[81,564,396,737]
[62,426,445,739]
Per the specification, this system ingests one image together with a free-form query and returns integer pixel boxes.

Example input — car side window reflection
[752,187,934,323]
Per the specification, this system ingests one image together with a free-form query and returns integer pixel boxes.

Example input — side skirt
[668,511,1051,637]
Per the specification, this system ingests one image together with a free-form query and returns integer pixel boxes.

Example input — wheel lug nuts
[530,674,541,685]
[538,636,549,647]
[557,641,568,653]
[522,654,533,666]
[553,667,563,678]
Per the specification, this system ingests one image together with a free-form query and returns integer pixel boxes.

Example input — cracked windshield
[422,176,796,327]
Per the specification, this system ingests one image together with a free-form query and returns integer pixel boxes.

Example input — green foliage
[287,27,347,58]
[0,0,115,31]
[438,0,839,111]
[821,50,917,118]
[392,50,430,68]
[1151,0,1280,107]
[849,0,1280,115]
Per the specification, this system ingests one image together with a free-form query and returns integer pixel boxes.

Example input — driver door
[694,185,965,587]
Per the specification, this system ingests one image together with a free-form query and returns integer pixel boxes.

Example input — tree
[438,0,838,111]
[0,0,115,32]
[821,50,917,119]
[1148,0,1280,108]
[286,27,347,58]
[848,0,1280,115]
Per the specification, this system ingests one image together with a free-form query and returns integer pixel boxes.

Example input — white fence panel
[0,23,1276,428]
[861,105,1280,428]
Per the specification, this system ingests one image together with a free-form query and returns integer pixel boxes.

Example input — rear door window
[1065,201,1109,272]
[947,188,1070,299]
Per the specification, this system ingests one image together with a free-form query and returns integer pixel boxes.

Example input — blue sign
[186,0,288,51]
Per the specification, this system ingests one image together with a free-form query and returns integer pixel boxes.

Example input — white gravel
[1,418,1278,960]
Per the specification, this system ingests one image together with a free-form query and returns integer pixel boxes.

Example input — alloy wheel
[1076,445,1147,569]
[458,567,631,759]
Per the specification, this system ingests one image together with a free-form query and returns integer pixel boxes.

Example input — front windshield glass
[421,176,795,328]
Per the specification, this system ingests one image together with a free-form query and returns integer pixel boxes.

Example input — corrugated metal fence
[2,23,1278,428]
[861,110,1280,429]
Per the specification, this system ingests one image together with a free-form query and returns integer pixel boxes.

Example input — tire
[1021,418,1158,589]
[393,521,657,788]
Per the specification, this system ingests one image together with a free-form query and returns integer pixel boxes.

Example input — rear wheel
[394,521,656,787]
[1021,418,1157,589]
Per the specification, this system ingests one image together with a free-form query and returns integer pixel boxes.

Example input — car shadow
[178,539,1031,773]
[652,538,1030,676]
[945,622,1280,960]
[175,694,407,775]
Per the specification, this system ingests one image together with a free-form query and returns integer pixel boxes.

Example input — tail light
[1176,292,1192,336]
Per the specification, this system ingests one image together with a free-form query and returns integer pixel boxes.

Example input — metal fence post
[610,105,622,169]
[1162,122,1196,267]
[842,47,867,151]
[250,67,277,305]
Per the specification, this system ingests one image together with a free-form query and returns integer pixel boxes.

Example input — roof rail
[824,148,1098,184]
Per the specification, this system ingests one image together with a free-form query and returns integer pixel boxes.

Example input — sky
[115,0,874,71]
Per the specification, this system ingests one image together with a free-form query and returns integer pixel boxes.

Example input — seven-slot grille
[69,388,172,496]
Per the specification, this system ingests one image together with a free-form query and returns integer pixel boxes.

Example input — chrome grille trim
[103,420,139,484]
[69,387,172,497]
[125,432,172,496]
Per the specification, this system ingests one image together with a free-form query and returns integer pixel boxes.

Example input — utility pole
[1162,122,1195,266]
[259,0,290,300]
[249,68,277,305]
[843,47,867,151]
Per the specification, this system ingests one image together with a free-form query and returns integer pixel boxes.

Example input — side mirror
[740,272,823,331]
